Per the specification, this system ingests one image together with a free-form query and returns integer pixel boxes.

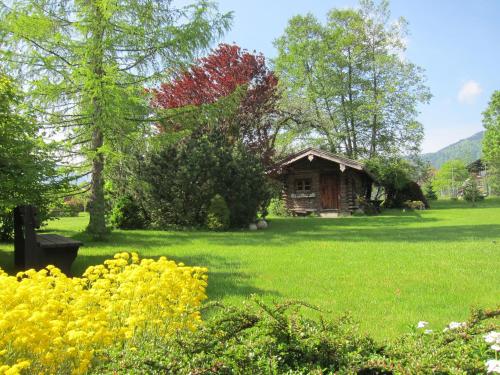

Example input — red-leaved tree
[151,43,280,165]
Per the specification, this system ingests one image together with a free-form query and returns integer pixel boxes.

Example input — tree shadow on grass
[430,198,500,210]
[37,213,500,252]
[175,220,500,247]
[0,249,14,274]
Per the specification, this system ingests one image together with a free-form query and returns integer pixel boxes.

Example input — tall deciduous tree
[0,72,64,238]
[482,90,500,194]
[274,0,430,159]
[151,43,280,165]
[432,159,468,198]
[0,0,231,238]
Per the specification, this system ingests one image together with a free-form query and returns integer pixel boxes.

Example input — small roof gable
[269,147,365,172]
[268,147,376,181]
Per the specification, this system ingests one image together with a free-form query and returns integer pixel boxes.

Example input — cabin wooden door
[320,174,339,209]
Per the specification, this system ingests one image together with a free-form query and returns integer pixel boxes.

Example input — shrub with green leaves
[143,131,271,229]
[365,157,429,208]
[355,196,380,215]
[0,73,67,239]
[91,299,379,374]
[267,197,290,217]
[424,182,438,201]
[110,195,149,230]
[433,159,469,198]
[374,308,500,373]
[206,194,230,230]
[0,211,14,241]
[463,178,485,203]
[90,299,500,374]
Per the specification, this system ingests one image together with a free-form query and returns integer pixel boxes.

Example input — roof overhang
[267,147,376,181]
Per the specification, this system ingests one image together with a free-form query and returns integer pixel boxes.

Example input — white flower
[424,329,433,334]
[417,321,429,328]
[485,331,500,344]
[447,321,466,330]
[491,344,500,352]
[486,359,500,373]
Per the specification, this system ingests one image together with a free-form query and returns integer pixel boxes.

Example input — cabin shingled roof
[268,147,374,179]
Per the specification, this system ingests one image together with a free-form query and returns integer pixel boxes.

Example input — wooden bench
[13,205,82,275]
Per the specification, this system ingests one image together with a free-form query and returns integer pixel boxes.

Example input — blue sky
[180,0,500,153]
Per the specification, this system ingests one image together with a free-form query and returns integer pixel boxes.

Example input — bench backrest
[13,205,41,269]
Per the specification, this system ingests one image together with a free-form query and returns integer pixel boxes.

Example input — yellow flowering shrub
[0,252,207,375]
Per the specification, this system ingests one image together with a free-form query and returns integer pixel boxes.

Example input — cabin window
[295,178,312,193]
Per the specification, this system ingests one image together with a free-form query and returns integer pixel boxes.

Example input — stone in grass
[256,219,268,229]
[249,223,258,231]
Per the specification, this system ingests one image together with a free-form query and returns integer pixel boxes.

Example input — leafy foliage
[143,132,272,229]
[433,159,469,198]
[366,157,428,208]
[206,195,230,231]
[0,214,14,242]
[274,0,431,159]
[424,182,438,201]
[92,299,379,374]
[355,196,380,215]
[463,179,484,204]
[152,43,280,165]
[0,0,231,238]
[267,197,291,217]
[90,299,500,374]
[377,308,500,373]
[482,91,500,194]
[110,195,149,230]
[0,73,65,239]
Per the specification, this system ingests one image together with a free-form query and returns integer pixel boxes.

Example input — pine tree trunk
[86,1,107,239]
[87,127,107,239]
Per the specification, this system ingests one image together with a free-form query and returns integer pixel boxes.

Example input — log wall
[281,158,370,215]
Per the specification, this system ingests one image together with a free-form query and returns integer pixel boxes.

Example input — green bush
[110,195,149,229]
[0,73,67,234]
[377,309,500,373]
[0,211,14,241]
[355,196,380,215]
[366,157,429,208]
[206,194,230,230]
[143,131,271,229]
[267,197,290,217]
[463,178,485,203]
[91,299,379,374]
[90,299,500,374]
[424,182,438,201]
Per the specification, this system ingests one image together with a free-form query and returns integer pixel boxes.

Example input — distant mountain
[422,131,484,168]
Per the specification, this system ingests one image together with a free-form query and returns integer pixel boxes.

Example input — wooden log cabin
[268,148,374,217]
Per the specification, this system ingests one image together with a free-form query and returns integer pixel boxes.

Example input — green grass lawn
[1,198,499,340]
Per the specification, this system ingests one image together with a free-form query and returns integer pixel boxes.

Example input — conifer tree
[0,0,231,238]
[424,182,438,201]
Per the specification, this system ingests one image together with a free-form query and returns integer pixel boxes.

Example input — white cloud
[457,80,482,104]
